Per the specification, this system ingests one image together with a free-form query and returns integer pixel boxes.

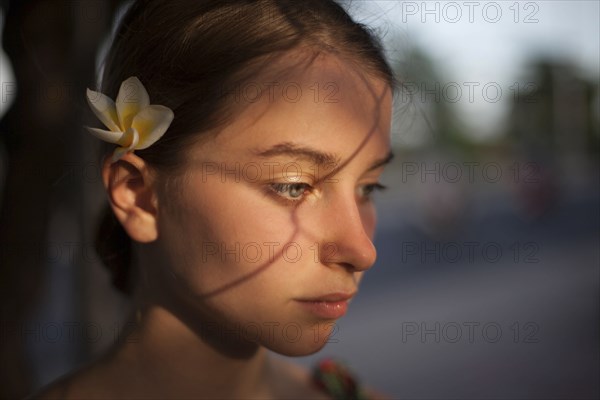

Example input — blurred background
[0,1,598,399]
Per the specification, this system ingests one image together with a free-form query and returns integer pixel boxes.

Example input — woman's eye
[269,182,311,201]
[358,182,387,199]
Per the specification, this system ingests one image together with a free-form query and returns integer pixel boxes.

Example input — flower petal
[86,89,120,132]
[85,127,126,145]
[110,128,138,162]
[131,105,174,150]
[116,76,150,131]
[125,127,140,151]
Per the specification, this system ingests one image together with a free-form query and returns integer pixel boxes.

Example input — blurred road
[283,183,599,399]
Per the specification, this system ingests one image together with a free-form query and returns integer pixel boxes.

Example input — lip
[295,292,356,319]
[297,292,356,302]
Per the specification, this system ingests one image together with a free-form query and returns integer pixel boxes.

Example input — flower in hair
[85,76,174,162]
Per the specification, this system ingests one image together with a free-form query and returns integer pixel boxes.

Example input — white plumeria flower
[85,76,174,162]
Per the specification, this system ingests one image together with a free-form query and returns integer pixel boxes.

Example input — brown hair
[94,0,395,295]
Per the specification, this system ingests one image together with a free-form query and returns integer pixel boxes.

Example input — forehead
[196,51,392,163]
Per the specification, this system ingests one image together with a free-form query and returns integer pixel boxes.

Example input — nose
[317,191,377,272]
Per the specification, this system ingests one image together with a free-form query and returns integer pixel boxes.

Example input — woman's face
[154,52,392,356]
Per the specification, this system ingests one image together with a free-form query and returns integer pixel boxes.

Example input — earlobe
[102,153,159,243]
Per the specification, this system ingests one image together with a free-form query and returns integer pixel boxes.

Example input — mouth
[295,292,356,319]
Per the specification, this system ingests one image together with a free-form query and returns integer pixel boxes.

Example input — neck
[107,304,273,399]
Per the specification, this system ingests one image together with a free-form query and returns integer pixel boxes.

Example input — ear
[102,152,159,243]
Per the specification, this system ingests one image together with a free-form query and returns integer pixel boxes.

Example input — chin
[259,321,336,356]
[265,338,329,357]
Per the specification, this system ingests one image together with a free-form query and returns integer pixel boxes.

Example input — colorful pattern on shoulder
[311,358,369,400]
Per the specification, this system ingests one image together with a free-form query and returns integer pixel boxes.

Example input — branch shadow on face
[152,54,392,359]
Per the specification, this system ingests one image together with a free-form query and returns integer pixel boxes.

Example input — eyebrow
[254,142,394,172]
[368,151,394,171]
[254,142,340,167]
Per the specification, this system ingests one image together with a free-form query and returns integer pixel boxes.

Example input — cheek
[155,178,346,356]
[159,177,302,295]
[361,203,377,239]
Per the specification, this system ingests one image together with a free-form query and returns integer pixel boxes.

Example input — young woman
[32,0,395,398]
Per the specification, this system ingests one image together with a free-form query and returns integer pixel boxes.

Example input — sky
[349,0,600,142]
